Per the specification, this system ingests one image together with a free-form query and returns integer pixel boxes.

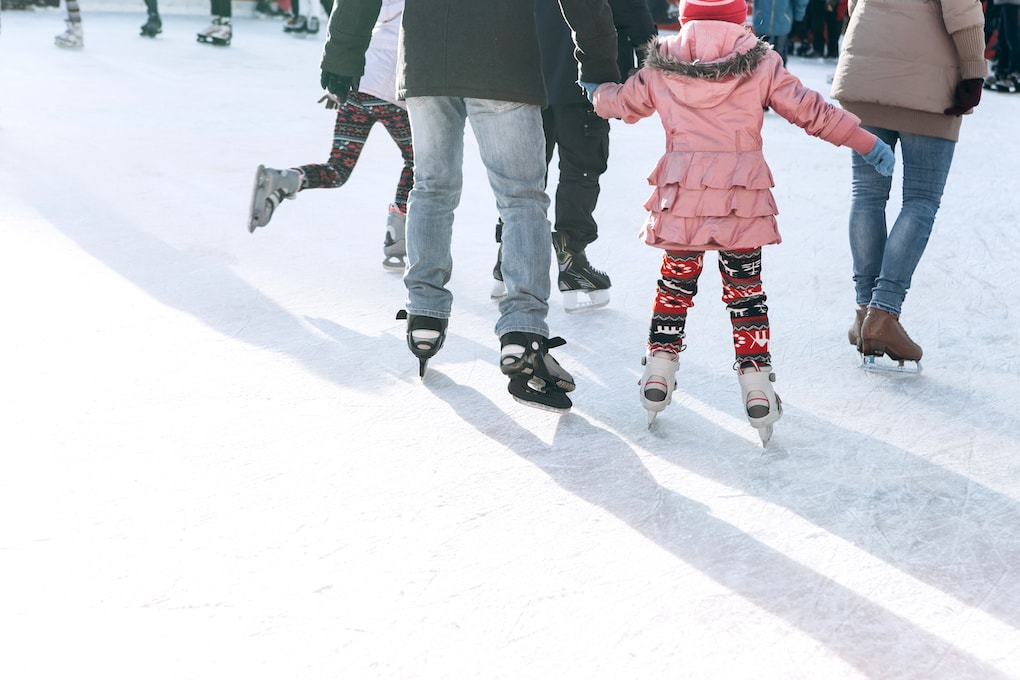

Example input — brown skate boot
[860,309,922,362]
[847,305,867,348]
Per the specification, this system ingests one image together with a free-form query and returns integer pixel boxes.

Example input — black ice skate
[553,232,611,312]
[499,332,575,413]
[490,218,506,299]
[398,310,447,378]
[248,165,300,232]
[490,241,506,299]
[140,14,161,37]
[197,16,231,46]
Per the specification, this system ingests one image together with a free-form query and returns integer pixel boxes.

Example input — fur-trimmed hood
[642,21,771,108]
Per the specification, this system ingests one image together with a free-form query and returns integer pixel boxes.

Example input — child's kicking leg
[378,102,414,270]
[719,248,782,444]
[641,250,703,425]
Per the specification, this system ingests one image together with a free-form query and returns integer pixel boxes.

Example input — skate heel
[859,309,923,373]
[382,204,406,271]
[500,332,574,413]
[398,311,447,378]
[248,165,301,232]
[554,232,611,313]
[197,16,231,45]
[736,361,782,445]
[848,305,867,348]
[490,221,506,299]
[639,350,679,428]
[55,20,84,48]
[140,15,162,37]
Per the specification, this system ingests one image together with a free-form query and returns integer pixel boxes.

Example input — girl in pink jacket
[584,0,893,443]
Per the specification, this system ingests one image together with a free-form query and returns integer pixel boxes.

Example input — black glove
[943,78,983,116]
[320,71,353,104]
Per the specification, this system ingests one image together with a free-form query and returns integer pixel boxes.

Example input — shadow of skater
[423,373,1008,679]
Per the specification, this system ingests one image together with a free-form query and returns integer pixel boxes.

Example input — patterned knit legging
[297,91,414,211]
[648,248,771,365]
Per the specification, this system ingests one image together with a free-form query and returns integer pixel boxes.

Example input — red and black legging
[297,91,414,212]
[648,248,771,366]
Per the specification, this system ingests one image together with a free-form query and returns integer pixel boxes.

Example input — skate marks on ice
[631,379,1020,650]
[422,374,1018,677]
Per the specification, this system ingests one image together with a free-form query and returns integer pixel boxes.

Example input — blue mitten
[577,80,599,103]
[863,139,895,177]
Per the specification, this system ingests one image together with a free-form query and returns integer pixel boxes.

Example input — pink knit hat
[679,0,748,24]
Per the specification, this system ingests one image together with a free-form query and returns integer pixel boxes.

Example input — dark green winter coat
[321,0,621,107]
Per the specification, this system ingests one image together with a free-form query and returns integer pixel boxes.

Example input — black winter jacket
[321,0,621,107]
[538,0,656,105]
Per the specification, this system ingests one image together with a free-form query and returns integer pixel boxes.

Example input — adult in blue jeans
[830,0,987,367]
[320,0,620,411]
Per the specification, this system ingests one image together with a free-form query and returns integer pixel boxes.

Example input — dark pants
[541,103,610,252]
[808,0,840,58]
[998,4,1019,74]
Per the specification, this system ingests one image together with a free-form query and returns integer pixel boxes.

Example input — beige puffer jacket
[830,0,987,141]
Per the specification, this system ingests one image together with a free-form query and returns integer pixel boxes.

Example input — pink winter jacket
[592,21,878,251]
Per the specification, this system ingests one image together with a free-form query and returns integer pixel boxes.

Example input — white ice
[2,8,1019,679]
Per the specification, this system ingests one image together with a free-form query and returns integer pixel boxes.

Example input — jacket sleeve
[942,0,989,81]
[591,69,657,123]
[765,56,874,153]
[557,0,623,83]
[320,0,383,79]
[609,0,658,47]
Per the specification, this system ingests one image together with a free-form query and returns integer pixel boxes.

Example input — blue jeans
[849,126,956,315]
[404,96,552,337]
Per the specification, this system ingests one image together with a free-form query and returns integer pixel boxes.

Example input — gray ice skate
[55,21,83,48]
[737,361,782,446]
[639,350,679,428]
[382,205,406,270]
[248,165,300,233]
[197,16,231,46]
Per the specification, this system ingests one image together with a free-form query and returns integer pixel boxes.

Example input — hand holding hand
[863,139,895,177]
[577,80,599,103]
[943,78,983,116]
[320,71,353,104]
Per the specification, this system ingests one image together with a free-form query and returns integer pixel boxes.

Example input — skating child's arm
[762,55,879,155]
[588,69,657,123]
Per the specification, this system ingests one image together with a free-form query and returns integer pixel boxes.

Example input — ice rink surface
[2,9,1018,679]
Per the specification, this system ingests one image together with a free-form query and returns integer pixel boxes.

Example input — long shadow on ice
[581,359,1020,637]
[10,170,414,392]
[425,373,1008,679]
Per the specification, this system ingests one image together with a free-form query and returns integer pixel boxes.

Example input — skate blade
[859,354,923,374]
[646,410,659,429]
[508,376,571,413]
[562,289,610,313]
[756,424,774,446]
[490,280,507,300]
[382,255,405,271]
